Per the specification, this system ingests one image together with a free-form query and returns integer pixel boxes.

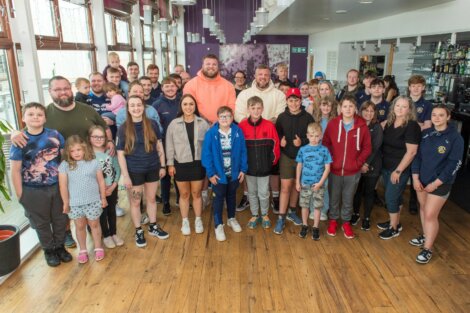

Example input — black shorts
[429,184,452,199]
[129,168,160,186]
[174,160,206,182]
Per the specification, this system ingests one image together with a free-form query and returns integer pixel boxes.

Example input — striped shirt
[59,159,101,206]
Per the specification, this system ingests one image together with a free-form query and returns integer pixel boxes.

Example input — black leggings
[353,175,380,219]
[100,188,118,237]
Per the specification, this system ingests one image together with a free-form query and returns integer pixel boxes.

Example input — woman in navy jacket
[410,104,464,264]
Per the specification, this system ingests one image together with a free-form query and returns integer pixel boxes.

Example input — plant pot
[0,225,21,276]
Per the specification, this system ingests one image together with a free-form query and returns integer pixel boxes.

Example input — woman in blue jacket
[410,104,464,264]
[202,106,248,242]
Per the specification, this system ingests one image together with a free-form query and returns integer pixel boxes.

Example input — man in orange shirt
[183,54,236,124]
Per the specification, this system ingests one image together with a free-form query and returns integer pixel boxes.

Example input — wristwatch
[395,170,401,174]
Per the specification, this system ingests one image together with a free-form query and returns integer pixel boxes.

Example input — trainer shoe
[103,236,116,249]
[195,217,204,234]
[55,246,73,263]
[227,218,242,232]
[148,224,170,239]
[247,216,261,229]
[320,212,328,221]
[312,227,320,241]
[236,195,250,212]
[379,227,400,240]
[135,229,147,248]
[162,203,172,216]
[416,248,432,264]
[261,215,271,229]
[299,225,309,238]
[215,224,226,242]
[377,221,403,232]
[271,197,280,214]
[361,218,371,231]
[44,249,61,267]
[326,219,338,237]
[141,213,150,225]
[64,230,76,248]
[409,234,426,247]
[181,218,191,236]
[286,210,302,226]
[342,222,355,239]
[115,206,125,217]
[112,234,124,246]
[273,218,285,235]
[350,213,360,226]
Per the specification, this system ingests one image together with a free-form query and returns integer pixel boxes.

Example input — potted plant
[0,118,21,277]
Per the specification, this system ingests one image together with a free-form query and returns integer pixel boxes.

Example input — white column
[90,0,108,71]
[131,3,144,70]
[9,0,43,104]
[176,6,186,69]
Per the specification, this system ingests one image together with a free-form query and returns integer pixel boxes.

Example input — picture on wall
[219,44,290,82]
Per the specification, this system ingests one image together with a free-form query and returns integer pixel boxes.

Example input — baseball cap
[286,88,301,99]
[314,71,325,79]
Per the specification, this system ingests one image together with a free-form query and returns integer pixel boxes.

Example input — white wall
[309,0,470,81]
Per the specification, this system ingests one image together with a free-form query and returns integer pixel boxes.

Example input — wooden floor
[1,191,470,313]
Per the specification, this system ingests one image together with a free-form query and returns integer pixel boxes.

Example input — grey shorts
[69,200,102,220]
[299,185,325,209]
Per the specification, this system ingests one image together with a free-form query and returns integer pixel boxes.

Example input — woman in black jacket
[352,101,383,231]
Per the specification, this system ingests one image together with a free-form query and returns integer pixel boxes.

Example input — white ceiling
[259,0,455,36]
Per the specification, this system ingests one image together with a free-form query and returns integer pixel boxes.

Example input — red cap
[286,88,301,99]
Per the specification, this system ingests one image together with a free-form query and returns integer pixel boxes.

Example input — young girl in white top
[59,135,107,264]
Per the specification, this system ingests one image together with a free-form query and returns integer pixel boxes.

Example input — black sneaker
[416,248,432,264]
[350,213,360,226]
[409,234,426,247]
[312,227,320,241]
[156,195,163,203]
[379,227,400,240]
[236,195,250,212]
[272,197,280,214]
[55,246,73,263]
[135,229,147,248]
[163,203,172,216]
[44,249,61,267]
[299,225,309,238]
[149,224,170,239]
[377,221,403,232]
[361,218,371,231]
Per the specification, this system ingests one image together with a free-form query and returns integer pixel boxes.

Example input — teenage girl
[89,125,124,248]
[117,95,168,248]
[59,135,107,263]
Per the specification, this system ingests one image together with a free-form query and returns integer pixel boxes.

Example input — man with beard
[147,64,162,99]
[183,54,236,123]
[234,64,286,213]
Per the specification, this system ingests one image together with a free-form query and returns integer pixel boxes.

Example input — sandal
[261,215,271,229]
[78,250,89,264]
[94,248,105,261]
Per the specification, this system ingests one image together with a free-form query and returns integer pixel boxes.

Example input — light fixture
[335,9,347,14]
[255,6,269,27]
[202,8,211,29]
[170,0,197,5]
[209,16,216,32]
[158,18,169,33]
[359,0,374,4]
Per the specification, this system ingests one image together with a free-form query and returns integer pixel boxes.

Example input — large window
[59,1,91,43]
[31,0,57,37]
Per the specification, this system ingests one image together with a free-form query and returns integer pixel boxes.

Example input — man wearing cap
[273,87,314,234]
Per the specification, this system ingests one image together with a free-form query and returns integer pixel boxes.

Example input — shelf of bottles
[411,41,470,101]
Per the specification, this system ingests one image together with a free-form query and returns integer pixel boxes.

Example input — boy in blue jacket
[202,106,248,242]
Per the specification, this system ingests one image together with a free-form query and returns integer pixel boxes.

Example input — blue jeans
[382,168,410,214]
[212,179,239,228]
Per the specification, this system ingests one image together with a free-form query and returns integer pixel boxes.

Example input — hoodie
[152,95,180,137]
[411,124,464,185]
[322,115,372,176]
[235,80,286,122]
[275,107,314,159]
[183,70,236,123]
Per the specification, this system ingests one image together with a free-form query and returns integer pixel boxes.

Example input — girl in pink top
[103,82,126,120]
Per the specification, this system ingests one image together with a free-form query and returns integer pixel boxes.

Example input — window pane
[105,13,114,45]
[59,0,90,43]
[31,0,57,37]
[37,50,92,104]
[111,51,131,69]
[116,19,130,44]
[143,25,153,48]
[143,52,154,70]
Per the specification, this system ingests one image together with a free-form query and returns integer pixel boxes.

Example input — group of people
[9,52,463,268]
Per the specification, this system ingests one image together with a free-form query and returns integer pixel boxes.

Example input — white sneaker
[227,218,242,233]
[195,217,204,234]
[181,219,191,236]
[309,211,315,220]
[103,236,116,249]
[115,206,125,217]
[141,213,150,225]
[320,212,328,221]
[112,234,124,246]
[215,224,226,241]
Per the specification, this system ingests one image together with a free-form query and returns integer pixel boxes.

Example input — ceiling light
[256,7,269,27]
[335,10,347,14]
[359,0,374,4]
[202,8,211,29]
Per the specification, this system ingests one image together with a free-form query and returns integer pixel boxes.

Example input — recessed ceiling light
[336,10,347,14]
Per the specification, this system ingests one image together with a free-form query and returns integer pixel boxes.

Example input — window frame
[141,21,155,64]
[105,9,134,56]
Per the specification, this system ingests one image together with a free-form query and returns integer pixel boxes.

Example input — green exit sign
[291,47,307,53]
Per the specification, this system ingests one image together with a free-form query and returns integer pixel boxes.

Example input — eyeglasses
[51,87,72,93]
[218,115,232,120]
[90,136,106,140]
[234,76,245,79]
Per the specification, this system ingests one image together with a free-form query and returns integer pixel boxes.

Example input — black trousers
[100,188,118,237]
[353,175,380,219]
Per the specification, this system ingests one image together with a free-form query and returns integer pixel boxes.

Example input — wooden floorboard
[1,192,470,313]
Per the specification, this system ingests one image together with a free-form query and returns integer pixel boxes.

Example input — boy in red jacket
[239,96,280,229]
[322,95,372,239]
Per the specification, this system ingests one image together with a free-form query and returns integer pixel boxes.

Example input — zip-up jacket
[275,107,315,159]
[202,123,248,184]
[152,95,180,137]
[411,125,463,185]
[323,114,372,176]
[239,118,280,176]
[363,122,383,177]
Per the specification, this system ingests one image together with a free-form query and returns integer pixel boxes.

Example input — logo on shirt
[379,109,385,116]
[437,146,446,154]
[417,107,424,114]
